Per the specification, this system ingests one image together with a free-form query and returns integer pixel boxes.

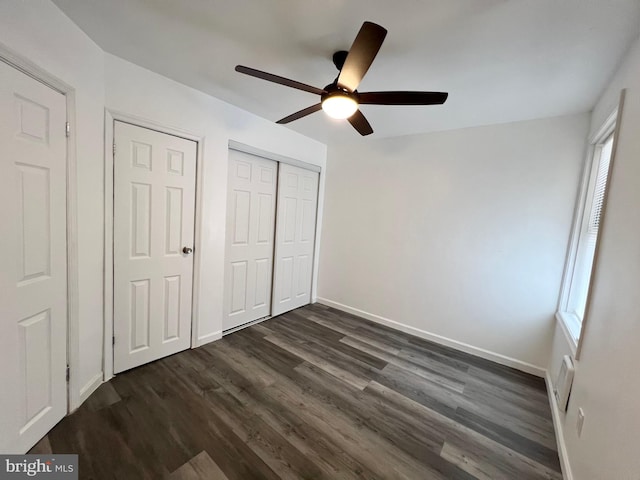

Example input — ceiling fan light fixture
[235,21,448,136]
[321,94,358,119]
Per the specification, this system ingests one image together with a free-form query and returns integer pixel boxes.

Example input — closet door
[223,150,277,331]
[113,122,197,373]
[0,60,68,453]
[272,163,319,316]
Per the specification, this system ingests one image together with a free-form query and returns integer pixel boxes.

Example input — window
[557,113,616,348]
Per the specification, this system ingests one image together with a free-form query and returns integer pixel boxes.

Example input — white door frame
[104,110,205,381]
[227,140,323,316]
[0,44,80,411]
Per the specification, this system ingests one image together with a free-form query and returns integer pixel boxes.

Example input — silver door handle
[182,247,193,255]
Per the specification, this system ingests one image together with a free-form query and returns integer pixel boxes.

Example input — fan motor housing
[332,50,349,71]
[321,83,359,103]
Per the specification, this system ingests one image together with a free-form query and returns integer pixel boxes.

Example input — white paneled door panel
[223,150,277,331]
[0,61,67,453]
[272,164,319,316]
[113,122,197,373]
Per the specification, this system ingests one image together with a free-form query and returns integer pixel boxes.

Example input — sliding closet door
[223,150,277,331]
[272,163,319,316]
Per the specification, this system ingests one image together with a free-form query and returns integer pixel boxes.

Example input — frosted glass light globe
[322,95,358,119]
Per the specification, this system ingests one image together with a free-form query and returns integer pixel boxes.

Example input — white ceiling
[52,0,640,144]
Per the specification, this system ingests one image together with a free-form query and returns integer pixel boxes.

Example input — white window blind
[587,135,613,237]
[560,127,615,338]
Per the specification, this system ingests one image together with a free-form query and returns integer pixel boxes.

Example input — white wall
[0,0,106,406]
[318,113,589,372]
[0,0,326,409]
[104,53,327,351]
[547,34,640,480]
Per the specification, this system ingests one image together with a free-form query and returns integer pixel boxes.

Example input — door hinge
[112,335,115,346]
[66,365,70,382]
[65,122,70,138]
[113,141,116,156]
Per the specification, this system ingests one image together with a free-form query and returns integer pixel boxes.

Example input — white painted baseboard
[195,330,222,347]
[316,297,546,377]
[545,373,573,480]
[79,373,103,405]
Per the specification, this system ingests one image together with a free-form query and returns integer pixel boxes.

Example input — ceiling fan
[235,21,448,136]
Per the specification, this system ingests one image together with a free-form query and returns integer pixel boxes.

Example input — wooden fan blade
[276,104,323,124]
[235,65,325,96]
[337,22,387,92]
[347,110,374,136]
[359,91,449,105]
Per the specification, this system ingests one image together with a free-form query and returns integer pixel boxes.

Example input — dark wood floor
[31,304,561,479]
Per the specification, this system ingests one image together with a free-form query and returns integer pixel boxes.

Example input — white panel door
[0,61,67,453]
[113,121,197,373]
[272,164,319,316]
[223,150,277,331]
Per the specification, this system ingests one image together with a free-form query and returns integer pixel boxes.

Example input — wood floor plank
[211,381,378,480]
[198,353,384,479]
[294,362,477,480]
[216,344,429,478]
[458,383,557,451]
[263,369,442,479]
[106,374,201,473]
[305,313,363,338]
[208,340,278,388]
[375,362,461,419]
[441,439,562,480]
[194,336,381,479]
[453,408,561,472]
[341,335,467,392]
[273,317,389,371]
[264,332,372,390]
[158,375,282,480]
[268,318,388,372]
[308,308,410,351]
[169,451,230,480]
[467,365,550,410]
[366,381,561,480]
[32,304,561,479]
[222,325,304,370]
[204,386,326,480]
[250,322,276,337]
[276,309,346,344]
[463,374,554,425]
[84,381,122,412]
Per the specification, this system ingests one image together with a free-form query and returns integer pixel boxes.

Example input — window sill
[555,311,580,356]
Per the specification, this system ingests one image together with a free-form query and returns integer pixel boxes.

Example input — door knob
[182,247,193,255]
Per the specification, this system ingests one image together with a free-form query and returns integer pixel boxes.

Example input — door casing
[103,111,205,381]
[0,47,81,414]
